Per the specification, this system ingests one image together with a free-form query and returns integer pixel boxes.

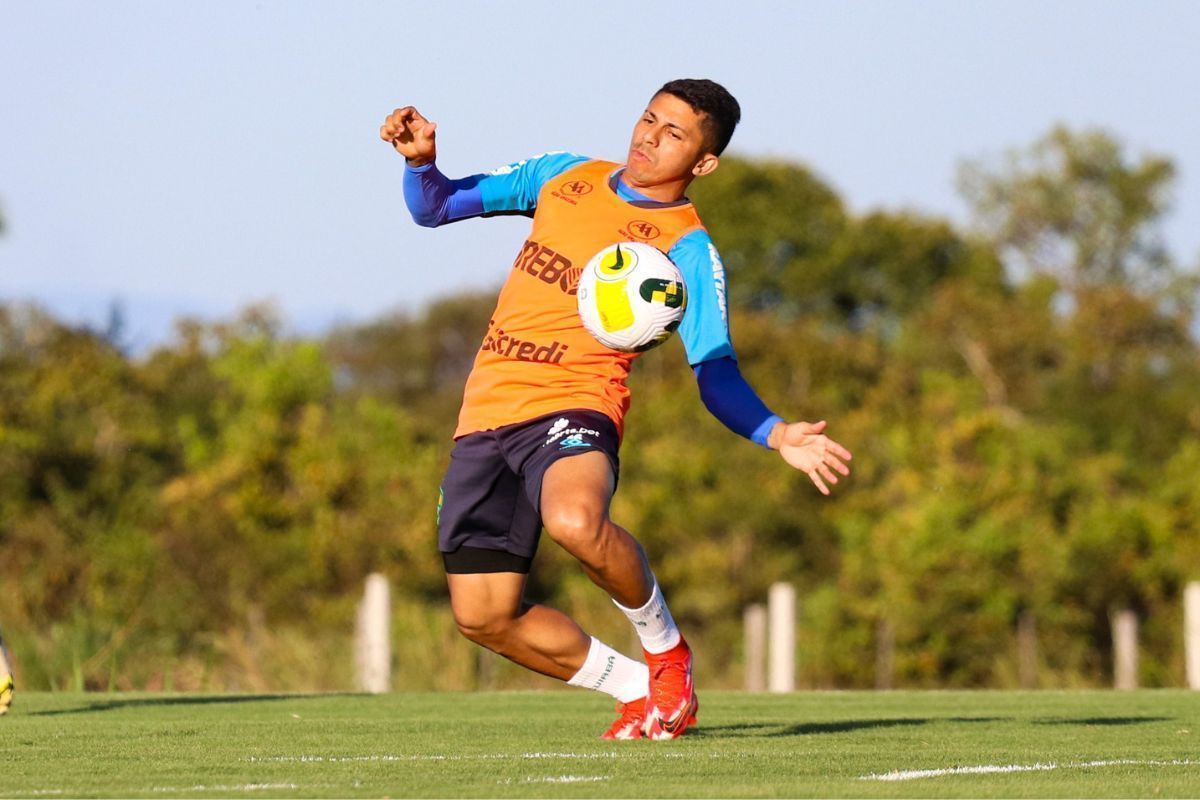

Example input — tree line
[1,127,1197,691]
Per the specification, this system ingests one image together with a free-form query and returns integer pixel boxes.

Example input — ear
[692,153,719,178]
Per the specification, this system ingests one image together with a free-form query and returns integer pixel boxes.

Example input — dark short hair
[656,78,741,156]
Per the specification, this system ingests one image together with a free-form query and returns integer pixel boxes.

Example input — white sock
[614,580,681,654]
[567,637,648,703]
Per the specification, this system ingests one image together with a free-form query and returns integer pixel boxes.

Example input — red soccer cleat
[642,637,699,740]
[601,696,646,740]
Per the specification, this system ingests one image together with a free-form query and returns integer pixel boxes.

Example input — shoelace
[607,699,644,734]
[649,659,690,708]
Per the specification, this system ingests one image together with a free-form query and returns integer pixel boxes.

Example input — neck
[620,170,691,203]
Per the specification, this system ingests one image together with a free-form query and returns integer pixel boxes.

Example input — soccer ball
[577,242,687,352]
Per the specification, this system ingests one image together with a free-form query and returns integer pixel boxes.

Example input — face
[624,92,719,189]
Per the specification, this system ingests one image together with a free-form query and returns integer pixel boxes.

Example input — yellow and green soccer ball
[577,242,687,352]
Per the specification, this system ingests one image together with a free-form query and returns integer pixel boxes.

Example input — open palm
[777,420,852,495]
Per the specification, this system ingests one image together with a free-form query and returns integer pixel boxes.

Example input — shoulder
[488,151,591,182]
[477,152,593,213]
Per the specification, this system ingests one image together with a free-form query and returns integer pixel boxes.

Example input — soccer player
[0,628,13,715]
[380,79,851,740]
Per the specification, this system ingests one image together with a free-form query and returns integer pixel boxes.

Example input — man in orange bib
[381,79,851,740]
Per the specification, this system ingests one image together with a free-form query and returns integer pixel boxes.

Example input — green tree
[692,157,1004,327]
[956,126,1198,685]
[324,292,494,434]
[0,305,171,688]
[688,157,847,312]
[958,126,1175,292]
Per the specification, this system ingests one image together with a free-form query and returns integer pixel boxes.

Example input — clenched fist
[380,106,437,167]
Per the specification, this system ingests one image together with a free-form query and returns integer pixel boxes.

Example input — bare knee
[542,500,610,561]
[445,571,526,653]
[453,607,517,651]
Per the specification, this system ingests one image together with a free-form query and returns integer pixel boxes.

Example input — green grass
[2,690,1198,798]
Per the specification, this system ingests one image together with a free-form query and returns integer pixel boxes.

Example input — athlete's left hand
[769,420,852,496]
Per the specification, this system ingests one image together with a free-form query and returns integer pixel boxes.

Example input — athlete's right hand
[380,106,437,167]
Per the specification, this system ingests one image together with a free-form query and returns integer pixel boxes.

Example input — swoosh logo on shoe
[659,694,698,734]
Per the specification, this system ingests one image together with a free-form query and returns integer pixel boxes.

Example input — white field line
[520,752,615,759]
[10,783,318,798]
[246,750,684,764]
[861,758,1200,782]
[498,776,611,785]
[152,784,299,793]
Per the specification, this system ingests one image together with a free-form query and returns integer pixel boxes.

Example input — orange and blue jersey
[403,152,782,445]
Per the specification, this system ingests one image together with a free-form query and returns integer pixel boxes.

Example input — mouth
[630,149,651,165]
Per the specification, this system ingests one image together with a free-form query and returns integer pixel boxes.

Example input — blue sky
[3,1,1198,350]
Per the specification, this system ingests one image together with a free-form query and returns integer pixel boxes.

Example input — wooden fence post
[1112,608,1138,690]
[1185,582,1200,690]
[355,573,391,693]
[768,583,796,693]
[744,604,766,692]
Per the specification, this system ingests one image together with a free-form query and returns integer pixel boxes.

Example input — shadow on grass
[689,722,780,737]
[1034,716,1173,726]
[770,718,930,737]
[692,718,929,738]
[693,715,1013,739]
[30,693,355,717]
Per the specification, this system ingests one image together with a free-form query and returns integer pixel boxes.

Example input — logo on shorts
[544,420,601,447]
[559,434,591,449]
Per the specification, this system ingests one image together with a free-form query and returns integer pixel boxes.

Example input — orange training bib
[455,160,705,440]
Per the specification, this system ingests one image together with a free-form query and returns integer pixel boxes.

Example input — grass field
[3,690,1199,798]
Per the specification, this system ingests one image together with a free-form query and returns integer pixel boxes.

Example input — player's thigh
[540,450,615,526]
[509,410,620,532]
[538,451,624,556]
[447,571,527,634]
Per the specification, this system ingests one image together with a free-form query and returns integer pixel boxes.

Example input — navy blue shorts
[437,409,621,574]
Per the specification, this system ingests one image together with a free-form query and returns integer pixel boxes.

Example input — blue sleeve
[403,162,485,227]
[477,152,590,214]
[670,229,736,364]
[694,356,783,448]
[402,152,589,227]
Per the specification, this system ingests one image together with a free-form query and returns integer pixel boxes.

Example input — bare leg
[446,571,592,681]
[540,450,654,609]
